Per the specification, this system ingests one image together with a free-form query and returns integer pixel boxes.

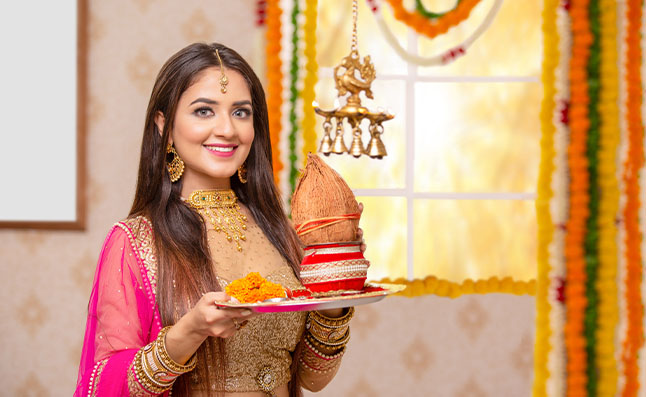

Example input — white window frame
[320,29,539,281]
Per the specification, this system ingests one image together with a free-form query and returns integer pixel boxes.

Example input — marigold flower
[226,272,286,303]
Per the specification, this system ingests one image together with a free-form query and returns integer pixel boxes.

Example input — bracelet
[309,307,355,328]
[300,337,345,373]
[155,326,198,374]
[307,318,350,344]
[131,326,197,395]
[299,356,342,374]
[305,331,349,353]
[303,335,346,359]
[132,347,169,394]
[307,326,351,347]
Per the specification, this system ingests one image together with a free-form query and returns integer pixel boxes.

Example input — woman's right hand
[164,291,256,364]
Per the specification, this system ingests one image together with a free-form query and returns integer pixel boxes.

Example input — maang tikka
[215,49,228,93]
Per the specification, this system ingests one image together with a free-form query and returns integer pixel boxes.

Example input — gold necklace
[186,189,248,252]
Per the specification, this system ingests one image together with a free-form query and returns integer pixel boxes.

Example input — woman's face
[158,66,254,194]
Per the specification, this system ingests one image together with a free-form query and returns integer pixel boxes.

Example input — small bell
[320,134,333,155]
[349,128,365,158]
[366,123,387,158]
[332,122,348,154]
[319,119,333,155]
[366,135,387,158]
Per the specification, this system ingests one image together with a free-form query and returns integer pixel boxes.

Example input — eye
[233,107,252,118]
[194,107,214,118]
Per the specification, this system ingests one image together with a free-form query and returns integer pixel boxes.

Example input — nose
[213,111,235,139]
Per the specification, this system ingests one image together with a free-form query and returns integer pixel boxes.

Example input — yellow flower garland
[301,0,319,163]
[376,276,536,298]
[596,0,620,394]
[265,0,284,184]
[533,0,559,395]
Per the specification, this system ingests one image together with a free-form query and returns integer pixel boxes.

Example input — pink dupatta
[75,217,167,396]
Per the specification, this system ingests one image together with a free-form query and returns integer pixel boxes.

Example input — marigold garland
[384,0,483,40]
[266,0,284,185]
[226,272,286,303]
[287,0,301,194]
[565,1,592,395]
[533,1,559,395]
[376,276,536,298]
[300,0,318,163]
[370,0,502,67]
[621,1,645,395]
[596,0,621,394]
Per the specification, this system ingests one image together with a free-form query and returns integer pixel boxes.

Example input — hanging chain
[351,0,359,58]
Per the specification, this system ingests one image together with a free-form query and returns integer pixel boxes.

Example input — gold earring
[238,163,248,184]
[215,49,228,93]
[166,144,185,182]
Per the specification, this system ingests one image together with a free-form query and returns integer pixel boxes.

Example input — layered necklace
[186,189,248,252]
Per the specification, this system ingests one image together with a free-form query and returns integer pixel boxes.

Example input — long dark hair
[129,42,303,396]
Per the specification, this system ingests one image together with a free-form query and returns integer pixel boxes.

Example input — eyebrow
[189,97,252,107]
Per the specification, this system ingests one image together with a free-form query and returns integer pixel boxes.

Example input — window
[310,0,541,283]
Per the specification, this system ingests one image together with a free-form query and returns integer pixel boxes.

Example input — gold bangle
[309,307,355,328]
[305,332,348,353]
[155,326,198,374]
[303,335,346,359]
[306,328,350,347]
[144,343,182,385]
[132,348,169,394]
[307,319,350,344]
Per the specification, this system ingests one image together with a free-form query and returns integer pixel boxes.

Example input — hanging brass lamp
[315,0,393,159]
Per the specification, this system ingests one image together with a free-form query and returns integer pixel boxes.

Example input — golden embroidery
[116,216,158,293]
[89,359,108,397]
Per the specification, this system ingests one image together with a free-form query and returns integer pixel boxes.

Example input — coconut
[291,154,360,245]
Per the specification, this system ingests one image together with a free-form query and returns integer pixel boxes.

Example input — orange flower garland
[265,0,284,184]
[226,272,285,303]
[384,0,483,39]
[621,1,645,395]
[565,0,592,395]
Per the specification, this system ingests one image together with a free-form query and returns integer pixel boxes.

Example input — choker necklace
[186,189,247,252]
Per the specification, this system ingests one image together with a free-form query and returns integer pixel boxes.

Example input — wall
[0,1,534,395]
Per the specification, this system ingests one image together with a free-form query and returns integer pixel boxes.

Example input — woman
[75,43,355,396]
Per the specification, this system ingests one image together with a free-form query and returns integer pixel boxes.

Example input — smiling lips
[204,144,237,157]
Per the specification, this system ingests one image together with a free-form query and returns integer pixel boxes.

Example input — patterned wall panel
[0,1,534,395]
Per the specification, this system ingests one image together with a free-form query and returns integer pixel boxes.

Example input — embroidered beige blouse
[192,203,307,392]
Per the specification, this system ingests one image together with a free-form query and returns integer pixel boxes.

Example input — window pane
[413,199,537,281]
[415,0,542,76]
[318,0,408,75]
[315,78,406,189]
[357,196,408,281]
[414,82,540,192]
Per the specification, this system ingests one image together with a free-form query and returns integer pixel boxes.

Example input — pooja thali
[214,283,405,313]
